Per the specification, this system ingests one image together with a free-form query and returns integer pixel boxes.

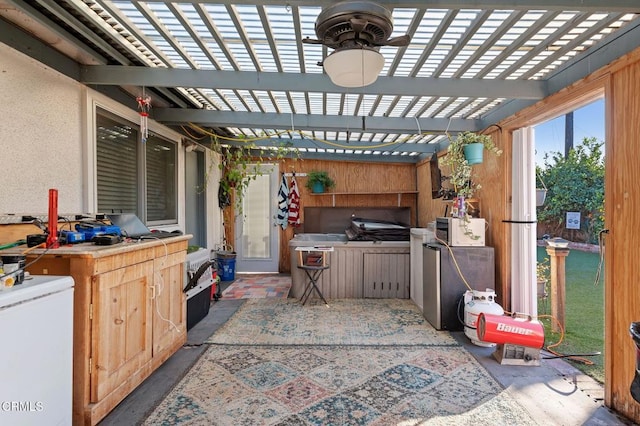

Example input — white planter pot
[536,189,547,207]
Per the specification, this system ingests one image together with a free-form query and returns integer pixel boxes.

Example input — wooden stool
[295,246,333,306]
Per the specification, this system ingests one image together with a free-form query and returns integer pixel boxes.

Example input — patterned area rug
[146,299,537,425]
[144,345,536,425]
[206,299,458,346]
[221,275,291,299]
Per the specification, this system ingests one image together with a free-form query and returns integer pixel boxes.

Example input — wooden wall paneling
[221,198,235,252]
[279,225,296,273]
[603,69,618,411]
[473,128,510,311]
[606,61,640,420]
[276,159,417,273]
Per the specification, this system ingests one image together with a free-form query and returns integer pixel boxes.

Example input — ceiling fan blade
[378,35,411,47]
[302,37,324,44]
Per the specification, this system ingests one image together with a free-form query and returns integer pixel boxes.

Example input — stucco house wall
[0,42,222,251]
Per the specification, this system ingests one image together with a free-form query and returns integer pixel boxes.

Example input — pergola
[1,0,638,161]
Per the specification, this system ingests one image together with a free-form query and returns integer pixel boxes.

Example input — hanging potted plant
[441,132,502,202]
[449,131,502,165]
[305,170,336,193]
[536,167,548,207]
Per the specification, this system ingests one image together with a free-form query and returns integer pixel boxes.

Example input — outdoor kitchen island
[289,233,410,299]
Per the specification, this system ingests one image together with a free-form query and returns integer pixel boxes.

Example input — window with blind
[96,108,177,224]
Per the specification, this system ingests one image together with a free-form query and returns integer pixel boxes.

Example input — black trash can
[629,322,640,402]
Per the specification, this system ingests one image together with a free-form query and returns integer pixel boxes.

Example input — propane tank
[464,289,504,347]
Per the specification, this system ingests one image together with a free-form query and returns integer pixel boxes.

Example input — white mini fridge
[0,275,74,426]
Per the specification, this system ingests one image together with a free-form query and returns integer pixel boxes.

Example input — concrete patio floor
[99,292,635,426]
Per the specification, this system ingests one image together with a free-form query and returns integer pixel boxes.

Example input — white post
[511,128,538,317]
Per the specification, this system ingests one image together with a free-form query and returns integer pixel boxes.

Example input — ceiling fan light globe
[324,48,384,88]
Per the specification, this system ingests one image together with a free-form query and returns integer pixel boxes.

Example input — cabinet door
[91,260,154,402]
[393,253,410,298]
[363,253,410,298]
[152,252,187,356]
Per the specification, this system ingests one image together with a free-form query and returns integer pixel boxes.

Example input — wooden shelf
[442,198,478,203]
[440,198,480,217]
[310,191,418,195]
[309,191,418,207]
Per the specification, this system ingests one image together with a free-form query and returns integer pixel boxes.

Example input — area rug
[144,344,537,425]
[206,298,458,346]
[221,274,291,299]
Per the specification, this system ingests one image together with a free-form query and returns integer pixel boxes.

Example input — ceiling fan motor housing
[314,1,395,49]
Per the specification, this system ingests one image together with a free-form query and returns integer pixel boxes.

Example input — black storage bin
[184,257,215,330]
[186,284,212,330]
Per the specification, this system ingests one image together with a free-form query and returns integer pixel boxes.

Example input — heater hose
[536,313,595,365]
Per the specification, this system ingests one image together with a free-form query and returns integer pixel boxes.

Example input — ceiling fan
[302,1,411,87]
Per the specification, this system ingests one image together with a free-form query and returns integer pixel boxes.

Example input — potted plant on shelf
[305,170,336,193]
[440,131,502,239]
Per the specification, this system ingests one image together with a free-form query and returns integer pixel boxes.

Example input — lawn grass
[537,246,605,383]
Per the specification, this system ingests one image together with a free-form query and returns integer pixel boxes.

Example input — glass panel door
[234,164,279,272]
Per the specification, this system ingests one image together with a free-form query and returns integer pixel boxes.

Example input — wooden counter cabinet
[11,236,190,425]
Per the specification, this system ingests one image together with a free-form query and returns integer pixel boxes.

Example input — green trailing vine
[440,131,501,240]
[440,131,502,199]
[204,133,299,213]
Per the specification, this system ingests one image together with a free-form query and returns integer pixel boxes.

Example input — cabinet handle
[397,282,399,291]
[150,285,156,299]
[373,282,376,290]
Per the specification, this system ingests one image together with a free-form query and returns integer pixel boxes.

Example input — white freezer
[410,227,435,313]
[0,275,74,426]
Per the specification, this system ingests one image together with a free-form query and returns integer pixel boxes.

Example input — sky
[533,98,605,165]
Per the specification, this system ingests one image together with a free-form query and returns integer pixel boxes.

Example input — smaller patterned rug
[207,299,458,346]
[222,274,291,299]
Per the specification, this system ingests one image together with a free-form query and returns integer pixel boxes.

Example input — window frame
[84,88,185,228]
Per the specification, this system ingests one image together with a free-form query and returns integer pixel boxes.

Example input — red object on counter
[46,189,59,249]
[477,312,545,349]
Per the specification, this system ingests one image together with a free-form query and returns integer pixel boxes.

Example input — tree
[537,137,604,244]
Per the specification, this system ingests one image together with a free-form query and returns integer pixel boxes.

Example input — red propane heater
[477,312,545,365]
